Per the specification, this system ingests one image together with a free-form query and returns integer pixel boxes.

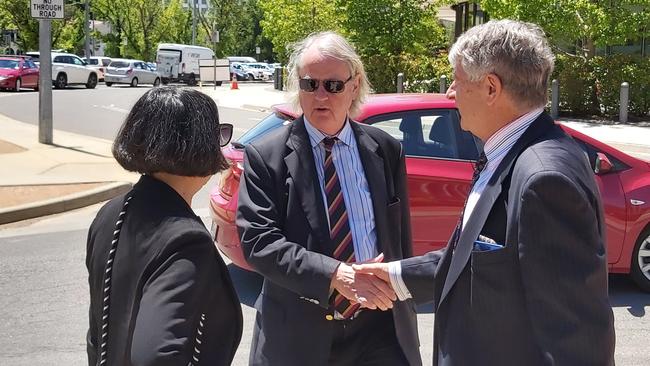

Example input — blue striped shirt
[463,107,544,228]
[303,117,378,262]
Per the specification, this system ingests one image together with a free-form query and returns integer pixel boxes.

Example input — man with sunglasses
[237,31,421,366]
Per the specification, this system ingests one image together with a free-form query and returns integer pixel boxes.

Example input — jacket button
[325,314,334,321]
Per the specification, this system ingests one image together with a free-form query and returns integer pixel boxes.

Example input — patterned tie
[323,137,360,319]
[451,151,488,250]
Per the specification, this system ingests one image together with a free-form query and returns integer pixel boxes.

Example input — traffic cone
[231,75,239,90]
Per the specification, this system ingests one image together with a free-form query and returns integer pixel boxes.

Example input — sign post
[31,0,64,144]
[212,30,219,90]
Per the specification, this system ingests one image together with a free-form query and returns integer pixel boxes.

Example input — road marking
[93,104,129,114]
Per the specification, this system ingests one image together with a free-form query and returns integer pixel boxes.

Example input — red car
[0,56,39,92]
[209,93,650,292]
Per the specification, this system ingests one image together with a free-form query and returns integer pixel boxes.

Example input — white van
[156,43,214,85]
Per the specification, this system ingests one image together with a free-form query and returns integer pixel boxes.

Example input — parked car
[243,62,273,80]
[0,55,39,91]
[87,56,112,81]
[208,93,650,292]
[104,59,161,87]
[26,51,98,89]
[230,62,255,81]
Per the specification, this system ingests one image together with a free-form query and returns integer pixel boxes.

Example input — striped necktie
[323,137,360,319]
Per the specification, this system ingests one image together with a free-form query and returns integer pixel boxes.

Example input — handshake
[330,253,397,311]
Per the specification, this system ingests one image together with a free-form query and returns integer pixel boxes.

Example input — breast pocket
[386,197,402,246]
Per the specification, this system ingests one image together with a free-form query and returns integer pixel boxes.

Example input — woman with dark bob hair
[86,87,242,366]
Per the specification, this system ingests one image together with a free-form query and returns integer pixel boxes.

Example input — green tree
[338,0,448,92]
[479,0,650,59]
[0,0,86,53]
[258,0,343,62]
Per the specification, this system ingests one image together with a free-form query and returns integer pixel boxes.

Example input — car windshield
[0,60,19,69]
[236,112,293,146]
[109,61,130,68]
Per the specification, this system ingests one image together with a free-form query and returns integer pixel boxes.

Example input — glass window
[71,56,84,65]
[53,56,64,63]
[0,59,19,69]
[366,109,479,160]
[109,61,129,68]
[237,112,293,146]
[88,59,99,65]
[102,58,111,66]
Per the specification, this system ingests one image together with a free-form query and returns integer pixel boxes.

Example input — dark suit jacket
[400,112,615,365]
[236,116,422,366]
[86,175,243,366]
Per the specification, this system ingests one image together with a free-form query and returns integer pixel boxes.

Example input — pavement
[0,81,649,224]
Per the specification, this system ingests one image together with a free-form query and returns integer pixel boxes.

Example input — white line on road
[93,104,129,114]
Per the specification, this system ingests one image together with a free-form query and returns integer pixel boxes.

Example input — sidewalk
[1,84,649,225]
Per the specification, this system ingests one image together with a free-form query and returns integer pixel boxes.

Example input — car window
[53,56,64,63]
[365,109,479,160]
[88,59,99,65]
[109,61,129,68]
[26,60,37,68]
[102,59,111,66]
[237,112,294,146]
[0,60,19,69]
[573,137,629,173]
[71,56,84,66]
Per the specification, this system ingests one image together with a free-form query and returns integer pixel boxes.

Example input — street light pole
[84,0,90,61]
[191,0,196,45]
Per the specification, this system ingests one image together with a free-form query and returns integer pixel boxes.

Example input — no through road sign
[30,0,64,19]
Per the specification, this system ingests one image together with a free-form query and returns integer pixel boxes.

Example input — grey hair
[286,31,370,117]
[448,19,555,109]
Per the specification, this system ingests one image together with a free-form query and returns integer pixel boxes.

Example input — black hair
[112,87,229,176]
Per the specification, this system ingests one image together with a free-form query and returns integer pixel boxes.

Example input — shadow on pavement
[608,274,650,317]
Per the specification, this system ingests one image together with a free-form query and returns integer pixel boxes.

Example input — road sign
[30,0,64,19]
[212,30,220,43]
[256,46,261,55]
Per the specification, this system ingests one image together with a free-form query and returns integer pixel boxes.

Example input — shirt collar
[304,115,354,149]
[482,107,544,162]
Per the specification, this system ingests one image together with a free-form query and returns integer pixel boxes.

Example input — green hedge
[363,51,452,94]
[553,54,650,119]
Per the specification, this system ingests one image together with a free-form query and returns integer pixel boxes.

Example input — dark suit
[86,175,243,366]
[400,112,615,365]
[236,117,421,366]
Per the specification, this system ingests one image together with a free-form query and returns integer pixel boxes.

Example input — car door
[23,60,39,87]
[364,109,479,255]
[140,62,154,84]
[572,137,628,264]
[70,55,88,83]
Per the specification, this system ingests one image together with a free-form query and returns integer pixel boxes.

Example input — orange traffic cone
[231,75,239,90]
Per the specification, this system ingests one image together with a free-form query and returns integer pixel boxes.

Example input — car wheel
[246,74,253,81]
[161,78,169,85]
[105,82,113,87]
[216,81,222,86]
[631,228,650,292]
[13,78,21,92]
[187,74,197,86]
[130,78,138,87]
[86,73,97,89]
[55,73,67,89]
[153,78,161,87]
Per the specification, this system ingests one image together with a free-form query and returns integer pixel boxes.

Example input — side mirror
[594,152,613,175]
[219,123,233,147]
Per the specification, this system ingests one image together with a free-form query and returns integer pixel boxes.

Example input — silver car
[104,59,161,87]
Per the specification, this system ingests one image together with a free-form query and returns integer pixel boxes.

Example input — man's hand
[351,262,390,283]
[330,254,396,311]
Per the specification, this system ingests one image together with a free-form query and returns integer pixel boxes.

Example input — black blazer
[86,175,243,366]
[236,117,422,366]
[400,112,615,365]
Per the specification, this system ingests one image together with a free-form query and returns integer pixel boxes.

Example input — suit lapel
[284,117,329,243]
[350,122,391,257]
[438,112,556,305]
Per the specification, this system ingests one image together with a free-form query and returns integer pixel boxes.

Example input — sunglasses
[299,75,353,93]
[219,123,233,147]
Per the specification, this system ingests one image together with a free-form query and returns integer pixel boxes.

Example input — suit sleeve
[518,171,614,365]
[236,144,340,307]
[130,232,218,366]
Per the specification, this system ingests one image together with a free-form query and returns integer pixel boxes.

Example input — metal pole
[38,19,53,144]
[191,0,196,45]
[620,82,629,124]
[84,0,91,61]
[551,79,559,120]
[439,75,447,93]
[397,72,404,93]
[213,53,216,90]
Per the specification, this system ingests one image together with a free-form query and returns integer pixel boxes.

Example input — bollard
[274,67,281,90]
[440,75,447,94]
[397,73,404,93]
[620,82,629,123]
[278,67,284,91]
[551,79,559,120]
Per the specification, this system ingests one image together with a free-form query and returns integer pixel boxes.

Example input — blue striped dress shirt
[303,117,378,262]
